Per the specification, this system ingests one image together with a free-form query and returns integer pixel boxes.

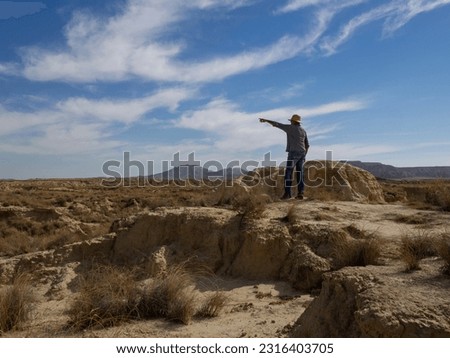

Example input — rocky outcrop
[111,207,242,273]
[219,162,385,204]
[110,207,359,290]
[304,161,385,202]
[0,235,115,284]
[281,243,331,291]
[1,205,359,291]
[228,218,292,279]
[290,265,450,338]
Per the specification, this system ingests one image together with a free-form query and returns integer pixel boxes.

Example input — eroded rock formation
[290,266,450,337]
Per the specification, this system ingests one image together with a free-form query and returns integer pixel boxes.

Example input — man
[259,114,309,200]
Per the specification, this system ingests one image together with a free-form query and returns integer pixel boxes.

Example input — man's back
[272,122,309,154]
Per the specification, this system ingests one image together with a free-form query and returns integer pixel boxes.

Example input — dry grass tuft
[138,264,198,325]
[0,275,34,334]
[332,226,382,269]
[67,262,228,330]
[384,213,430,225]
[67,265,140,330]
[332,238,382,269]
[399,230,438,272]
[197,291,228,318]
[424,180,450,211]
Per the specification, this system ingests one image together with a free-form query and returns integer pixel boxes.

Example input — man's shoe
[296,193,304,200]
[280,193,292,200]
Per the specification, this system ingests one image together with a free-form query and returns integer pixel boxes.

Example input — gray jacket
[270,121,310,155]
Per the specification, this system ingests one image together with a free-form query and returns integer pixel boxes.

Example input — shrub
[68,263,228,330]
[399,230,438,272]
[0,275,34,334]
[67,265,140,330]
[197,291,228,318]
[332,237,382,269]
[138,264,197,325]
[332,227,382,269]
[424,180,450,211]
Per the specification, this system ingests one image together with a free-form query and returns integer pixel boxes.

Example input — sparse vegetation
[425,180,450,211]
[0,179,217,258]
[399,230,438,272]
[1,175,450,337]
[385,212,431,225]
[0,275,34,334]
[67,265,140,330]
[197,291,228,318]
[67,263,227,330]
[299,224,383,270]
[332,236,382,269]
[138,264,198,325]
[330,225,382,269]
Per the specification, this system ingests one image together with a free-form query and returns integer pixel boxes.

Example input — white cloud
[276,0,366,14]
[55,87,194,124]
[177,97,369,155]
[2,0,450,83]
[15,0,367,84]
[320,0,450,54]
[0,105,55,136]
[276,0,328,13]
[382,0,450,35]
[18,0,281,84]
[22,0,184,82]
[0,122,123,155]
[137,96,384,169]
[0,87,195,154]
[0,62,19,75]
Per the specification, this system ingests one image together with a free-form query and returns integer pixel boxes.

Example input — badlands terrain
[0,162,449,338]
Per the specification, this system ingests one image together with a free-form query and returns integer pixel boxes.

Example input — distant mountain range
[149,165,246,181]
[148,162,450,181]
[347,161,450,179]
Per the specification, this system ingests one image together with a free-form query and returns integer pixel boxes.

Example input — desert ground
[1,163,449,338]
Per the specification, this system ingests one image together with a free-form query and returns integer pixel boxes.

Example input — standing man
[259,114,309,200]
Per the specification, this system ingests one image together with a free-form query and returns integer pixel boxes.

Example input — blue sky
[1,0,450,179]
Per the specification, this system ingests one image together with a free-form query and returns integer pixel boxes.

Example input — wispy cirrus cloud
[275,0,366,14]
[277,0,450,55]
[8,0,449,84]
[19,0,290,84]
[13,0,364,84]
[320,0,450,54]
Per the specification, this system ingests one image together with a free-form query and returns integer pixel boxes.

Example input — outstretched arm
[259,118,278,126]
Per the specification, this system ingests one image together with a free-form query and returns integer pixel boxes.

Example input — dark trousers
[284,152,306,196]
